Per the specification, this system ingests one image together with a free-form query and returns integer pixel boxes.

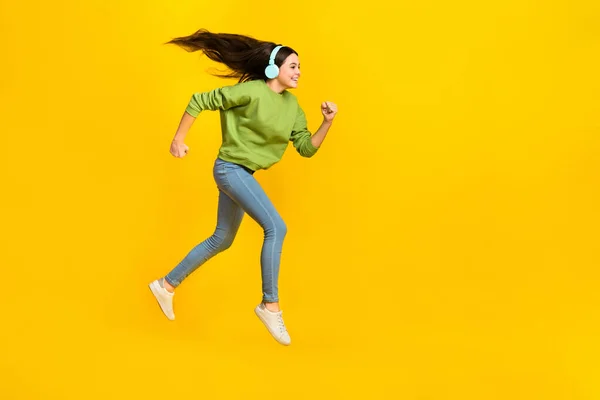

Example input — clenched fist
[321,101,338,122]
[170,140,189,158]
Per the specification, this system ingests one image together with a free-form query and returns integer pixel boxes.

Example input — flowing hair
[165,28,298,82]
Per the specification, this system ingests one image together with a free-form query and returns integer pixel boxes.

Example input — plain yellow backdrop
[1,0,599,398]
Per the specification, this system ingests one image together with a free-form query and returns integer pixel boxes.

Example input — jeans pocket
[213,159,236,189]
[213,159,230,189]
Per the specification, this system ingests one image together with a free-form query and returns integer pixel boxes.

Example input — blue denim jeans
[164,158,287,303]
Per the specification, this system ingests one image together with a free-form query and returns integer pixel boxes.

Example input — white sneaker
[254,303,291,346]
[149,278,175,320]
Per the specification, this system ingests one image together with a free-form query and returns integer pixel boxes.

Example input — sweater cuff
[185,105,200,118]
[305,139,319,157]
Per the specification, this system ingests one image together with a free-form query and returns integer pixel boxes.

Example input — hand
[321,101,338,123]
[170,140,189,158]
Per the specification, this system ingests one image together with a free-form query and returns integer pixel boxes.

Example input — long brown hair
[165,29,298,82]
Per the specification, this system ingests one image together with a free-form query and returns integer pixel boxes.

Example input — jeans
[164,158,287,303]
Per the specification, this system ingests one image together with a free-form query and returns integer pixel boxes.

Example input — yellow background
[1,0,599,398]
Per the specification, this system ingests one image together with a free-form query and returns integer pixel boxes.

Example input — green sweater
[185,79,319,171]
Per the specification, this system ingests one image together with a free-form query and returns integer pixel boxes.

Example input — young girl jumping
[149,29,338,346]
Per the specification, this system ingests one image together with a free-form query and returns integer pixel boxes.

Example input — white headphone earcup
[265,64,279,79]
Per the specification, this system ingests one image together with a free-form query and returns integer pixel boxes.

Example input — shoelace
[277,313,287,334]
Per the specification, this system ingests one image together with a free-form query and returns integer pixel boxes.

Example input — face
[275,53,301,89]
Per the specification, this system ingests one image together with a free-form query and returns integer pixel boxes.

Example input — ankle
[163,279,175,293]
[264,302,280,313]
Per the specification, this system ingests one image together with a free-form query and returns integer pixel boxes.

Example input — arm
[173,111,196,143]
[170,83,252,158]
[290,101,338,157]
[170,111,195,158]
[311,101,338,147]
[290,106,319,157]
[310,120,332,148]
[185,83,251,117]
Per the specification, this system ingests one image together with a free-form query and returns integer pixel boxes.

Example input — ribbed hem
[185,106,200,118]
[304,140,319,157]
[218,152,265,172]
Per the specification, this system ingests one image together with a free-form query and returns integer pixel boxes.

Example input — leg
[164,188,244,288]
[216,161,287,306]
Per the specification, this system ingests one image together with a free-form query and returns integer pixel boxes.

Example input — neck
[266,79,286,94]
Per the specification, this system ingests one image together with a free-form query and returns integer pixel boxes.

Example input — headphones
[265,45,283,79]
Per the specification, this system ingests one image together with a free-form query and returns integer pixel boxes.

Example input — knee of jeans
[265,218,287,239]
[209,233,235,252]
[217,235,235,251]
[280,220,288,237]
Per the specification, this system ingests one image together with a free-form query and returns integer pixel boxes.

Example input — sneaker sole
[254,306,291,346]
[149,281,175,321]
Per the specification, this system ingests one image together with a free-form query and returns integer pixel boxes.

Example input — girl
[149,29,338,346]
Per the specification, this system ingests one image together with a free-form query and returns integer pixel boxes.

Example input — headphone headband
[269,45,283,63]
[265,45,284,79]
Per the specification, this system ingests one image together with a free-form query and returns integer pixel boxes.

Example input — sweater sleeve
[290,105,319,158]
[185,82,252,117]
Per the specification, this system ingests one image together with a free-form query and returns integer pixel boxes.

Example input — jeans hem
[262,297,279,303]
[164,276,179,288]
